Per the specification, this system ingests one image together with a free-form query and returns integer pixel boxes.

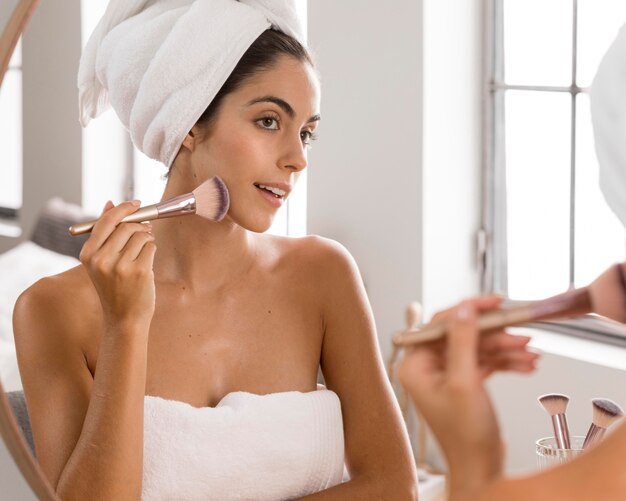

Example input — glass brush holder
[535,436,585,470]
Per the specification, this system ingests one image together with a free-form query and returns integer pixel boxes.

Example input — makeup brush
[68,176,230,236]
[392,262,626,347]
[583,398,625,449]
[538,393,571,449]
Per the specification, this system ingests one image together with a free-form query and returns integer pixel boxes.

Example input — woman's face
[188,54,321,233]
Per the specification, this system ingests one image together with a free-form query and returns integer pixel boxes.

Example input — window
[0,38,22,222]
[484,0,626,301]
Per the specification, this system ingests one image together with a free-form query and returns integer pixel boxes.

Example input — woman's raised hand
[397,295,539,495]
[79,200,157,329]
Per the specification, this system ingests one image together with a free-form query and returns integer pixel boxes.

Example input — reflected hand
[397,295,539,494]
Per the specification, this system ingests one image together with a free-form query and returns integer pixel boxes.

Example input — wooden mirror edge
[1,0,57,499]
[0,0,40,86]
[0,385,57,500]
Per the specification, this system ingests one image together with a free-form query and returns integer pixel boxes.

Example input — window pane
[0,70,22,210]
[575,94,626,286]
[81,0,129,215]
[577,1,626,87]
[505,91,571,299]
[82,111,128,214]
[503,0,572,87]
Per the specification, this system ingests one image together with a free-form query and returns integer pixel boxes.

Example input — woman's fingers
[102,200,114,214]
[118,228,155,262]
[430,294,504,324]
[398,345,443,391]
[101,222,152,255]
[472,294,505,312]
[446,301,481,383]
[479,349,539,375]
[479,332,532,353]
[135,239,157,268]
[81,200,142,257]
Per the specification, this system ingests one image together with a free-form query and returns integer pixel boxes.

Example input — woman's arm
[14,200,156,500]
[297,237,418,500]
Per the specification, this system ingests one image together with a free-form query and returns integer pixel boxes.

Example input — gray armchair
[6,390,35,457]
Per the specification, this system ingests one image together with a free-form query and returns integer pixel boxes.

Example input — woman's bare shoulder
[260,234,362,301]
[13,264,99,341]
[267,234,355,270]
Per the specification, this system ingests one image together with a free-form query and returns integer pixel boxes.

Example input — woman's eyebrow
[247,95,320,123]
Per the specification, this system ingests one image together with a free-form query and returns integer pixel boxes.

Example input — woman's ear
[182,126,200,152]
[183,124,202,153]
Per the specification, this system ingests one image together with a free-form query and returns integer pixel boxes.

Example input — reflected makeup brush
[583,398,625,449]
[69,176,230,236]
[538,393,571,449]
[392,263,626,347]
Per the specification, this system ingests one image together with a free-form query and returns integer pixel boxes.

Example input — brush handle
[68,192,197,236]
[551,414,571,449]
[68,205,160,236]
[583,423,605,449]
[391,306,535,346]
[392,287,592,346]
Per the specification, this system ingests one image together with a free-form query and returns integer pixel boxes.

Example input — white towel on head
[78,0,305,167]
[591,21,626,227]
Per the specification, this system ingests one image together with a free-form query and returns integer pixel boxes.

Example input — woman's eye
[257,117,279,130]
[300,130,318,147]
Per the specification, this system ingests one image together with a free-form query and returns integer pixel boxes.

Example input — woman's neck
[151,173,257,293]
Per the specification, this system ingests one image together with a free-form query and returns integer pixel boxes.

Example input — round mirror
[0,2,58,499]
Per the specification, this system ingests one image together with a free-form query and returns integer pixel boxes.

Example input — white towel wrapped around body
[142,387,345,500]
[78,0,305,167]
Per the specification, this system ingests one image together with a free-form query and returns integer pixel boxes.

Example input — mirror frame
[1,1,57,499]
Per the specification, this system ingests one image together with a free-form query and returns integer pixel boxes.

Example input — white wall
[307,0,424,364]
[422,0,483,318]
[0,0,82,254]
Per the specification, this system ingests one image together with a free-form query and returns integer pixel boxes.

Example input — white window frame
[481,0,626,342]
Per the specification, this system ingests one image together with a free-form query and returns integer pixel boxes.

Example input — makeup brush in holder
[536,394,625,470]
[583,398,624,449]
[538,393,572,449]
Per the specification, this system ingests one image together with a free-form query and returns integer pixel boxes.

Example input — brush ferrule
[583,423,605,449]
[551,414,571,449]
[156,192,196,218]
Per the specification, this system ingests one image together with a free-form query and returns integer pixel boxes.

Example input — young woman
[13,1,419,499]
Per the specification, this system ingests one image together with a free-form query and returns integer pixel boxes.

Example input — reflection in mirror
[0,1,58,500]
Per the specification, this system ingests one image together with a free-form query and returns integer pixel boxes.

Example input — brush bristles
[592,398,625,429]
[192,176,230,222]
[538,393,570,416]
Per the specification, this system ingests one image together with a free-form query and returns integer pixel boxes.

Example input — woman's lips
[255,185,284,208]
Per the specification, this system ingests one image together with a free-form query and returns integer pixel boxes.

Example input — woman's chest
[137,283,323,405]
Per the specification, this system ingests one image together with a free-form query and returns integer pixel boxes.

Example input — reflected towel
[591,21,626,226]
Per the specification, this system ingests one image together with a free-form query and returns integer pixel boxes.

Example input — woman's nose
[279,135,308,172]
